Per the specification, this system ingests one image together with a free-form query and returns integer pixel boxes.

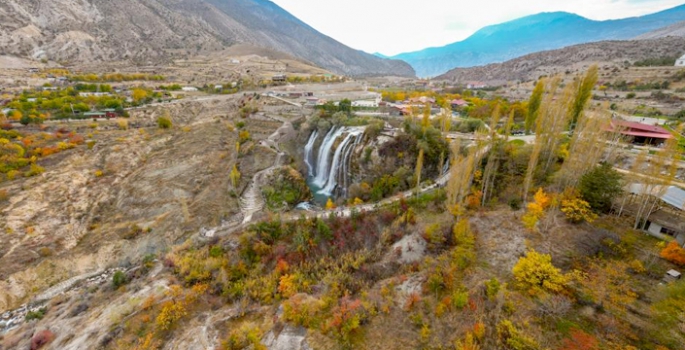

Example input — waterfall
[341,131,364,197]
[312,126,344,187]
[304,130,318,176]
[306,125,365,198]
[318,127,365,196]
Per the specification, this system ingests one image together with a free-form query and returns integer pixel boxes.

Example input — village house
[182,86,198,92]
[622,184,685,246]
[450,99,469,110]
[79,92,111,97]
[272,74,287,83]
[305,97,319,106]
[607,120,673,145]
[675,54,685,67]
[466,81,487,89]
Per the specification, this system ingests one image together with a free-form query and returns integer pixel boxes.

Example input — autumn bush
[522,188,550,230]
[24,163,45,177]
[221,323,265,350]
[324,296,371,348]
[660,241,685,266]
[561,198,597,223]
[157,116,172,129]
[497,320,540,350]
[30,329,55,350]
[559,329,599,350]
[512,250,567,295]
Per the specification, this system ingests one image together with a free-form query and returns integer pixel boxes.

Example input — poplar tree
[557,109,613,189]
[525,79,545,133]
[481,104,502,205]
[568,65,598,129]
[523,77,562,203]
[415,148,424,192]
[442,103,452,133]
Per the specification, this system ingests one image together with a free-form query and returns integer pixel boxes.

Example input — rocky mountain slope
[636,20,685,39]
[0,0,414,77]
[436,37,685,83]
[393,4,685,77]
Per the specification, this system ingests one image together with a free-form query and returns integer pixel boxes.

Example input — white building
[79,92,111,97]
[676,54,685,67]
[182,86,198,92]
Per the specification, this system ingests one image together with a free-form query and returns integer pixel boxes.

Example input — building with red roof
[607,120,673,145]
[450,99,468,109]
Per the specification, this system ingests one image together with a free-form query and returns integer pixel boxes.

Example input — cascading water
[318,128,364,196]
[312,126,344,187]
[302,126,365,204]
[303,129,318,176]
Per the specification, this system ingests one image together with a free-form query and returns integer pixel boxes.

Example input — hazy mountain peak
[393,3,685,77]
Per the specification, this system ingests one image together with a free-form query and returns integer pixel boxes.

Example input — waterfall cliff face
[304,126,365,198]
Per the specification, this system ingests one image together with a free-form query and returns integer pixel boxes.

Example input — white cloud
[270,0,685,55]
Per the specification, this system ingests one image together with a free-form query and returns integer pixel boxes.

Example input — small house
[466,81,487,89]
[675,54,685,67]
[83,111,107,119]
[182,87,198,92]
[623,184,685,246]
[607,120,673,145]
[102,109,118,118]
[450,99,468,109]
[305,97,319,106]
[272,75,287,83]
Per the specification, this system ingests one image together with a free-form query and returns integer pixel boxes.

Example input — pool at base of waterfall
[306,177,331,206]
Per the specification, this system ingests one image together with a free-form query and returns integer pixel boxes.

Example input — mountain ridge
[435,36,685,83]
[393,4,685,77]
[0,0,415,77]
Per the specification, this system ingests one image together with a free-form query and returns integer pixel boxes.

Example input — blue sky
[271,0,685,56]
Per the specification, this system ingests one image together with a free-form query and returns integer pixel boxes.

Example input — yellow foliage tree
[132,88,148,103]
[325,198,336,210]
[512,250,567,295]
[561,198,597,223]
[230,165,241,188]
[521,188,551,230]
[278,274,298,298]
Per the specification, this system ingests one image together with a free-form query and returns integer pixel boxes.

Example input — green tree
[338,99,352,114]
[568,65,598,128]
[157,116,172,129]
[578,162,623,213]
[112,270,128,288]
[525,80,544,133]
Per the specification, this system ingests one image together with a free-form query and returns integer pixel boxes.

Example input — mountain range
[0,0,415,77]
[393,4,685,77]
[436,36,685,83]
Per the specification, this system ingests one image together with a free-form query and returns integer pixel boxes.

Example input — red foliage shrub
[30,329,55,350]
[559,329,598,350]
[40,146,60,157]
[68,134,85,145]
[378,209,398,225]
